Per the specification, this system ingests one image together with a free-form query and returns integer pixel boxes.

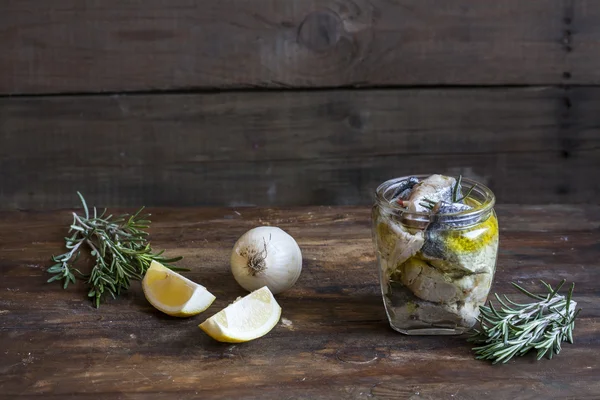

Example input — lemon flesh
[142,260,215,317]
[199,286,281,343]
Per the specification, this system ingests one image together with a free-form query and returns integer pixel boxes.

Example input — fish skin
[420,231,447,262]
[433,201,472,214]
[420,199,486,270]
[390,176,420,201]
[431,201,477,228]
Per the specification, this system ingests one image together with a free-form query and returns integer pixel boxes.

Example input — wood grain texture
[1,87,599,209]
[570,0,600,83]
[0,0,575,94]
[0,205,599,399]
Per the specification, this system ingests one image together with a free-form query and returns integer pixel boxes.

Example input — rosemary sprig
[456,183,477,203]
[452,175,463,203]
[451,174,477,203]
[47,192,186,308]
[468,279,581,364]
[419,198,437,210]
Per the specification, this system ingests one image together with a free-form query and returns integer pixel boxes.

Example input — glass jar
[371,175,498,335]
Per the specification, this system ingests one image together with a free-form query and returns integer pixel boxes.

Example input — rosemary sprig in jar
[47,192,186,308]
[468,279,581,364]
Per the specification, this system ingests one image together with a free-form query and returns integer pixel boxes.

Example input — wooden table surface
[1,205,599,399]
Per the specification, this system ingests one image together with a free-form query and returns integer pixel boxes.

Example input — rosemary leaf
[456,184,477,203]
[452,175,463,203]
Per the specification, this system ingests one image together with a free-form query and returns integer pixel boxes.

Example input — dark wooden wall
[1,0,599,209]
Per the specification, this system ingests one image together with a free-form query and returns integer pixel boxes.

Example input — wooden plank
[0,206,599,399]
[571,0,600,83]
[1,87,599,209]
[0,0,572,94]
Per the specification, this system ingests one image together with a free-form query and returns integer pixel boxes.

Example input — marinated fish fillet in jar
[385,286,466,330]
[415,197,498,326]
[453,271,495,326]
[403,174,458,213]
[373,207,424,291]
[397,258,460,304]
[420,202,499,274]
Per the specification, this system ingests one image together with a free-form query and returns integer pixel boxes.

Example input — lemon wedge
[199,286,281,343]
[142,260,215,317]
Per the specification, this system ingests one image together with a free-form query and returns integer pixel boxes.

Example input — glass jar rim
[375,174,496,223]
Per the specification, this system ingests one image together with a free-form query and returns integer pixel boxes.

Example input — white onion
[230,226,302,294]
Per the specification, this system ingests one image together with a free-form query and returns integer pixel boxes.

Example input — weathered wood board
[0,0,582,94]
[2,87,599,209]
